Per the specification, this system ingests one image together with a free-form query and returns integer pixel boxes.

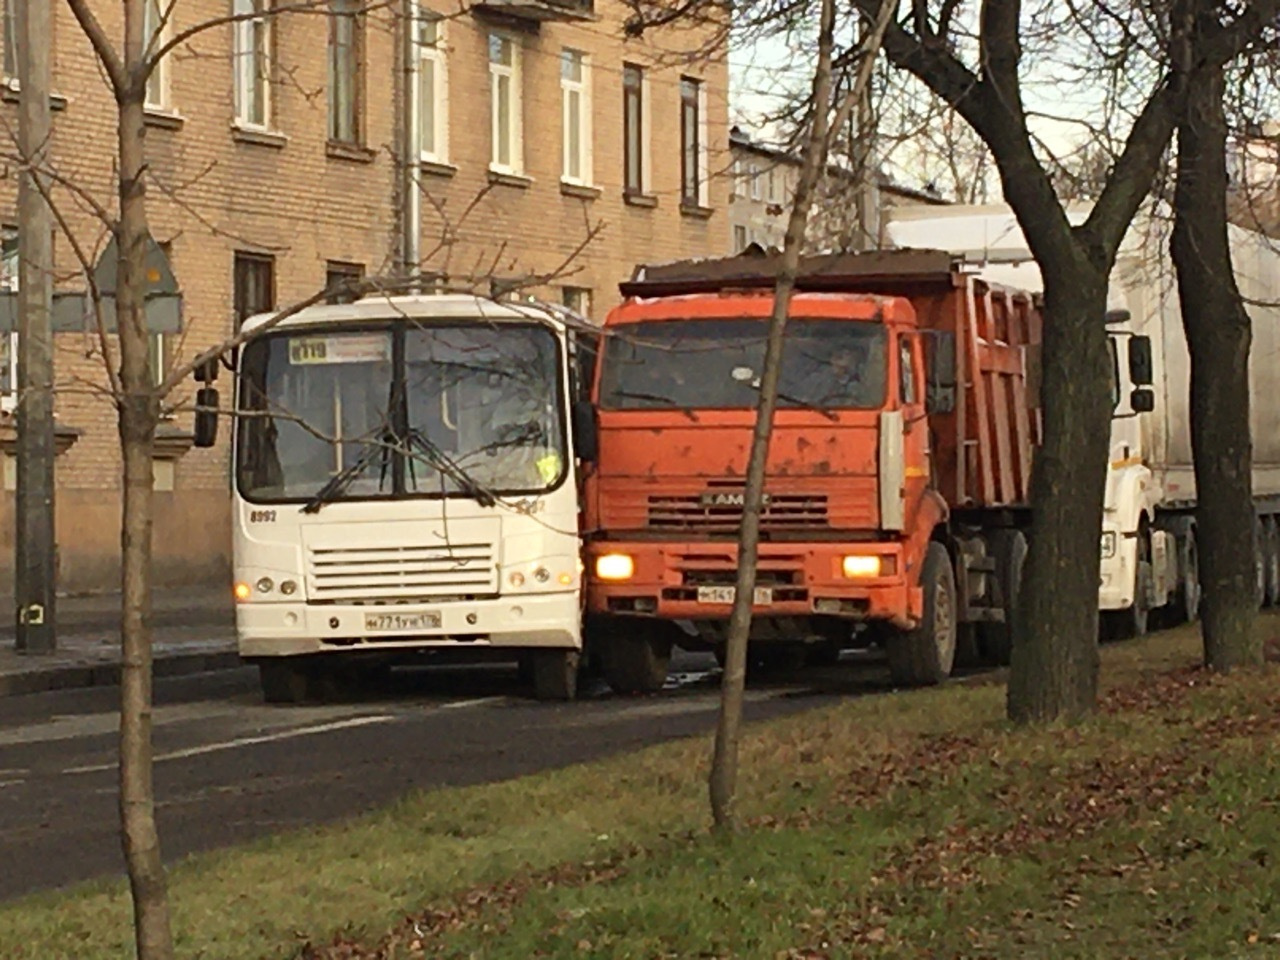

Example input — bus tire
[978,529,1027,666]
[887,542,957,686]
[259,659,314,705]
[602,624,671,694]
[532,649,580,701]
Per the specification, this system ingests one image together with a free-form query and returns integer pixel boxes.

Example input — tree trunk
[708,0,842,832]
[1172,63,1262,671]
[117,84,174,959]
[1006,257,1113,723]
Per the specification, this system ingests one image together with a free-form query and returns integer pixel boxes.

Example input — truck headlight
[841,555,883,578]
[595,553,635,581]
[1101,532,1117,560]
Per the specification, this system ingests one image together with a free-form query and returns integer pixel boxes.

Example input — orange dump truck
[578,249,1043,693]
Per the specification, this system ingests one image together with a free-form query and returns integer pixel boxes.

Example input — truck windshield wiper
[301,431,394,514]
[610,390,700,422]
[776,390,838,422]
[403,428,499,508]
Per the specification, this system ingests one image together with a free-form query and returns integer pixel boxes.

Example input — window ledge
[680,201,715,220]
[232,125,288,149]
[327,140,376,164]
[144,108,185,130]
[560,180,601,201]
[420,158,458,179]
[624,192,659,209]
[1,81,68,111]
[154,423,195,460]
[488,168,532,190]
[0,420,82,458]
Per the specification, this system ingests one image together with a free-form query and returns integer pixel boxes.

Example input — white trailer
[193,295,587,702]
[885,203,1280,637]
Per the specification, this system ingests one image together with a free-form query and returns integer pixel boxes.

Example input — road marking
[62,715,397,775]
[438,696,507,711]
[0,778,25,789]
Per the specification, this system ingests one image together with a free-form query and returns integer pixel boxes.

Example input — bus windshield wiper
[610,390,699,422]
[403,428,499,508]
[301,430,394,514]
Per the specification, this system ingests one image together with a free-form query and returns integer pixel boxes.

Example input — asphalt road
[0,650,898,900]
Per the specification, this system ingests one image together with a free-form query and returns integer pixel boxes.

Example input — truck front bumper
[237,592,581,658]
[586,541,920,629]
[1098,527,1136,611]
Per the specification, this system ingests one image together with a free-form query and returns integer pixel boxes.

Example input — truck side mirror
[193,387,220,448]
[1104,308,1132,326]
[1130,387,1155,413]
[923,330,956,415]
[572,399,598,462]
[1128,335,1153,386]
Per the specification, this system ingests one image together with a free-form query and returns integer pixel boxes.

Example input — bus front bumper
[236,592,581,658]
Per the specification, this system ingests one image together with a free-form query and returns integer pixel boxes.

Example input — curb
[0,649,243,698]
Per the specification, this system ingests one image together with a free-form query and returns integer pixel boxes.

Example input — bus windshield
[597,318,887,412]
[235,322,566,504]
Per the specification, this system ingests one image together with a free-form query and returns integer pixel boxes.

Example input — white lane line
[439,696,507,711]
[0,778,26,789]
[62,715,397,775]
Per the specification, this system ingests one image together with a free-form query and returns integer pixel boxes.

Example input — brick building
[0,0,729,593]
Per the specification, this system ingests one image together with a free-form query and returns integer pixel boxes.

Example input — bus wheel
[532,649,580,701]
[259,659,315,705]
[887,542,957,686]
[602,623,671,694]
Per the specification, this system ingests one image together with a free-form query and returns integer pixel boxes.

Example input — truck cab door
[900,332,932,513]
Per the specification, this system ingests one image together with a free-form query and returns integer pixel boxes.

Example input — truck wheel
[977,529,1027,666]
[887,542,957,686]
[1177,526,1201,624]
[1264,516,1280,608]
[531,649,580,701]
[602,623,672,694]
[954,623,983,669]
[1256,517,1268,609]
[259,659,315,705]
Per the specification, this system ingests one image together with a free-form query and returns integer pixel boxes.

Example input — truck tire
[532,649,580,701]
[887,542,957,686]
[259,659,316,705]
[601,623,672,694]
[1177,525,1201,624]
[977,529,1027,666]
[1256,517,1268,609]
[1264,516,1280,608]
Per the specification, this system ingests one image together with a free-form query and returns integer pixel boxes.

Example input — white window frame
[144,0,173,112]
[327,0,361,144]
[232,0,272,130]
[748,161,760,201]
[732,224,747,252]
[417,12,448,164]
[680,76,709,208]
[766,166,778,203]
[488,32,523,176]
[2,0,17,85]
[1,228,18,411]
[560,48,591,185]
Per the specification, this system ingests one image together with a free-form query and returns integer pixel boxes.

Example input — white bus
[196,295,587,703]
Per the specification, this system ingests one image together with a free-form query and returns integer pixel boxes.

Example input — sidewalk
[0,588,238,697]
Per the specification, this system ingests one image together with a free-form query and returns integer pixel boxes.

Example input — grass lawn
[3,618,1279,959]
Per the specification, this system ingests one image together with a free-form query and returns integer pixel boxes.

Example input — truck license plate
[364,611,442,632]
[696,586,773,605]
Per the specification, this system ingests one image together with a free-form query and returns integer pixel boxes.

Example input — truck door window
[1108,338,1121,411]
[899,335,916,406]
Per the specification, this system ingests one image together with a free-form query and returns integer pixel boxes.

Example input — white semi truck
[885,203,1280,640]
[193,294,588,703]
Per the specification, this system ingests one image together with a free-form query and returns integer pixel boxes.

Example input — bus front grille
[306,542,497,603]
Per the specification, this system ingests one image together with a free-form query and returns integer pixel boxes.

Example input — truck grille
[646,491,829,533]
[306,542,497,603]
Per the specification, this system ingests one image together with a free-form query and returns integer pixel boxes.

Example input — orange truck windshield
[598,318,888,411]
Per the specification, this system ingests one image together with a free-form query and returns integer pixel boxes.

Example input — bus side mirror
[923,330,956,415]
[193,387,219,448]
[1130,387,1155,413]
[194,357,219,384]
[572,399,598,463]
[1128,335,1153,386]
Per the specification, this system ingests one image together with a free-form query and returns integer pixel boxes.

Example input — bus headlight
[841,555,883,578]
[1101,531,1117,560]
[595,553,635,581]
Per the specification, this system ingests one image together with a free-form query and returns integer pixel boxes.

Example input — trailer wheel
[1264,516,1280,608]
[978,529,1028,666]
[259,659,317,705]
[531,649,580,701]
[887,542,957,686]
[601,622,672,694]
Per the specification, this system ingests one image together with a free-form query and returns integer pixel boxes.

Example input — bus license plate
[364,612,442,633]
[696,586,773,605]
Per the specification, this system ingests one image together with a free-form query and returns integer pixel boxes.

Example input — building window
[733,224,747,252]
[748,161,760,201]
[144,0,172,111]
[2,0,17,82]
[899,335,917,405]
[417,14,448,163]
[562,286,591,318]
[680,77,707,207]
[489,34,522,174]
[623,63,647,196]
[233,252,275,328]
[325,261,364,304]
[328,0,361,144]
[561,49,591,184]
[766,166,779,204]
[0,227,16,408]
[233,0,271,129]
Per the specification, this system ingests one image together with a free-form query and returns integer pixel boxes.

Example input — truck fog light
[595,553,635,581]
[509,571,526,588]
[256,577,274,594]
[534,567,551,583]
[280,580,298,596]
[841,555,882,579]
[233,582,252,602]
